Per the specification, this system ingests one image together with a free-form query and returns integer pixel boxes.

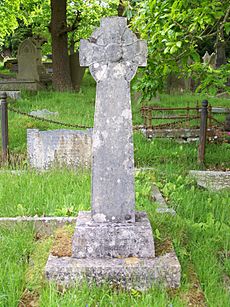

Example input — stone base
[72,211,155,258]
[0,80,45,91]
[45,252,181,290]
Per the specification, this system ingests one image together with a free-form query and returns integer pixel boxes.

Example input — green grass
[0,72,229,155]
[0,225,34,306]
[0,74,230,306]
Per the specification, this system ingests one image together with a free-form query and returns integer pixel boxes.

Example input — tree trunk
[215,28,226,68]
[50,0,73,91]
[118,1,125,16]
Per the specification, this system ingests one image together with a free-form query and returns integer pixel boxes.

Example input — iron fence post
[1,92,9,163]
[198,100,208,165]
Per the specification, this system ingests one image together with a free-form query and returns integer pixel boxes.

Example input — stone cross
[80,17,147,223]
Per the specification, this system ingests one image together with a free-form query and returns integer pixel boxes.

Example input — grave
[27,129,92,170]
[0,38,51,92]
[17,37,50,83]
[45,17,181,290]
[69,51,86,91]
[189,170,230,191]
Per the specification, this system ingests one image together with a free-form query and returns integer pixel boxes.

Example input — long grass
[0,74,229,306]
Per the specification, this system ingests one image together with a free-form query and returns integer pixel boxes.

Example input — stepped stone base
[45,211,181,290]
[72,211,155,259]
[45,252,181,290]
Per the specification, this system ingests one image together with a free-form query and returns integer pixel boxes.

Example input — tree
[131,0,230,99]
[50,0,73,91]
[0,0,119,91]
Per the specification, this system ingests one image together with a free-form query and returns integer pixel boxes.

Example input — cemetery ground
[0,74,230,306]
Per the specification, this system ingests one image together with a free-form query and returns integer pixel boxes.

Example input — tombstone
[202,51,216,68]
[202,51,211,64]
[69,51,85,91]
[45,17,181,290]
[27,129,92,170]
[17,37,49,82]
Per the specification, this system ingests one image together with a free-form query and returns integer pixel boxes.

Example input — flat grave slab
[189,170,230,191]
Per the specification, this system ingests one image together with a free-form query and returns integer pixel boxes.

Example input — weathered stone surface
[189,170,230,191]
[27,129,92,170]
[72,211,155,259]
[0,80,44,91]
[80,17,147,223]
[0,91,20,100]
[17,37,49,82]
[45,17,181,291]
[45,252,181,290]
[29,109,59,117]
[69,52,85,91]
[144,128,215,139]
[151,185,176,215]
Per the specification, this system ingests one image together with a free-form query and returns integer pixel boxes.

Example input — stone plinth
[45,251,180,290]
[0,80,44,91]
[72,211,155,259]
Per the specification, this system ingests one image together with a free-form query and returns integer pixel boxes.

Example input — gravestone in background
[45,17,181,290]
[69,51,85,91]
[27,129,92,170]
[17,37,49,82]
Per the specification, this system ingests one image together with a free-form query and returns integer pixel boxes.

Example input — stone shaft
[92,79,135,223]
[79,17,147,223]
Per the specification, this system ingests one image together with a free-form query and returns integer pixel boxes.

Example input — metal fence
[1,92,229,166]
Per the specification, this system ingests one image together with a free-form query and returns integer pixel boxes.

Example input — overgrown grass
[0,74,229,306]
[0,225,34,306]
[0,72,229,155]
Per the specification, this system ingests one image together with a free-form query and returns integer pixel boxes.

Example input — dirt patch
[51,227,74,257]
[18,289,39,307]
[181,264,206,307]
[155,238,174,257]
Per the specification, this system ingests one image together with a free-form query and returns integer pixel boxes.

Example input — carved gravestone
[17,37,48,82]
[45,17,181,290]
[27,129,92,170]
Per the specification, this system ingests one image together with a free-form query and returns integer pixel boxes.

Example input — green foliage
[0,0,119,54]
[67,0,119,49]
[0,0,21,45]
[131,0,230,99]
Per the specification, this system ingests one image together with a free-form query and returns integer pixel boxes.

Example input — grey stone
[27,129,92,170]
[72,211,155,259]
[69,52,85,91]
[202,51,216,68]
[45,252,181,290]
[17,37,49,82]
[0,91,20,100]
[45,17,181,290]
[29,109,59,117]
[0,80,44,91]
[80,17,147,223]
[211,107,230,114]
[189,170,230,191]
[152,185,176,215]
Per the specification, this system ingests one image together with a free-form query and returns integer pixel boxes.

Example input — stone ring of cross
[105,43,122,62]
[79,17,147,82]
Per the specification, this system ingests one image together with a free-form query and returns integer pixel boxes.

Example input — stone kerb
[189,170,230,191]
